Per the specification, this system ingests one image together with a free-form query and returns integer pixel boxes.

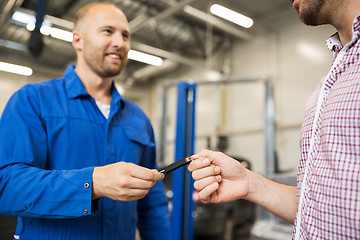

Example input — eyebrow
[100,25,131,34]
[123,30,131,37]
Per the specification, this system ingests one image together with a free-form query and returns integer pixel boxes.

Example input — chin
[300,17,320,26]
[104,66,123,77]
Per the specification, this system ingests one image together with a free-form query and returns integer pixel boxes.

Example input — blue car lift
[171,82,196,240]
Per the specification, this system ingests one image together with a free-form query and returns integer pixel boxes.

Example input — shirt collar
[110,82,124,109]
[64,64,124,108]
[326,14,360,54]
[64,65,89,99]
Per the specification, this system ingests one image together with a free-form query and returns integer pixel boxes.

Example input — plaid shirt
[294,15,360,239]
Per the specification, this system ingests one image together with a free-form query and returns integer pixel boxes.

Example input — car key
[159,156,192,175]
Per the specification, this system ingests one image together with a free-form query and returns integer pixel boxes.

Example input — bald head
[73,3,126,32]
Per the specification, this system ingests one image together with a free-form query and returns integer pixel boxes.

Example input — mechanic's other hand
[92,162,164,201]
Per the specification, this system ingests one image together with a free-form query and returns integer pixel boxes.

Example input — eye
[105,29,112,34]
[101,28,113,34]
[122,32,130,40]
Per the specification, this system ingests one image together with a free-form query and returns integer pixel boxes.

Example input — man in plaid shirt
[188,0,360,239]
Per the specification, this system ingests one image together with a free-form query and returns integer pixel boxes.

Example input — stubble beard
[100,62,123,78]
[85,52,124,78]
[298,0,326,26]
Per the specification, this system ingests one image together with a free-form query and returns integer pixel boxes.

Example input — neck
[334,15,354,46]
[331,4,360,45]
[75,65,113,105]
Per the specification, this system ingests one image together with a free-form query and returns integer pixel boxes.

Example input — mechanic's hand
[188,149,250,203]
[92,162,164,201]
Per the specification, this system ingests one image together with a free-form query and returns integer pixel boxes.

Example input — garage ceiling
[0,0,291,86]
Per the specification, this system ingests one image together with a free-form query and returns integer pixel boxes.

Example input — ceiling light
[50,28,73,42]
[40,25,52,36]
[26,21,35,31]
[12,11,35,26]
[210,4,253,28]
[12,11,72,42]
[13,11,52,30]
[0,61,33,76]
[128,50,163,66]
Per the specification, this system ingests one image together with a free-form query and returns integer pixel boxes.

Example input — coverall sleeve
[136,124,172,240]
[0,86,94,218]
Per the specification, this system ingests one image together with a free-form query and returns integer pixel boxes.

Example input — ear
[72,30,82,51]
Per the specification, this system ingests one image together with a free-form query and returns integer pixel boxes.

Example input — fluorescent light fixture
[210,4,253,28]
[128,50,163,66]
[12,11,72,42]
[12,11,35,25]
[0,61,33,76]
[13,11,52,31]
[26,21,35,31]
[50,27,73,42]
[23,22,72,42]
[204,70,222,81]
[40,25,52,35]
[25,21,73,42]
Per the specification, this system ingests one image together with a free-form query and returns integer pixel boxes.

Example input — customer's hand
[188,149,250,203]
[92,162,164,201]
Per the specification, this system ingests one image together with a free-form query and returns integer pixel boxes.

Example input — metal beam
[183,6,253,40]
[0,0,25,36]
[0,38,27,51]
[129,0,196,33]
[131,41,206,69]
[19,8,74,29]
[158,0,254,40]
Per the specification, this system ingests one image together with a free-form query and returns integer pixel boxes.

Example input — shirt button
[84,183,90,188]
[84,209,88,214]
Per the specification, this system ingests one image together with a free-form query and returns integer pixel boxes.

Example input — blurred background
[0,0,334,239]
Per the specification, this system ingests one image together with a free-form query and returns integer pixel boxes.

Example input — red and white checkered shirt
[294,15,360,239]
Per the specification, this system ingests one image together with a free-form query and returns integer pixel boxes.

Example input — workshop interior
[0,0,335,239]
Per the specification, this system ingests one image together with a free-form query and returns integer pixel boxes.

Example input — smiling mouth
[107,54,121,59]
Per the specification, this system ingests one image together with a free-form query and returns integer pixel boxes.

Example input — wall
[0,72,26,111]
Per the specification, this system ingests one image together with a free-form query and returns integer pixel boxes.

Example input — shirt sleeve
[136,123,172,240]
[0,85,94,218]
